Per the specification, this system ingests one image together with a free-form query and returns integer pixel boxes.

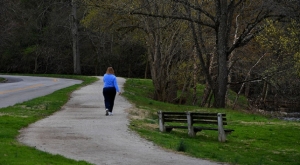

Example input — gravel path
[18,77,224,165]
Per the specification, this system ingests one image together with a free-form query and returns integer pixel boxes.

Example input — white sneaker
[109,112,113,116]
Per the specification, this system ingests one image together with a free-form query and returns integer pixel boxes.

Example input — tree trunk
[201,51,215,107]
[144,59,148,79]
[201,82,212,107]
[71,0,81,74]
[34,49,40,73]
[192,49,198,105]
[245,82,250,97]
[226,14,240,104]
[214,0,229,108]
[261,81,268,102]
[148,39,177,103]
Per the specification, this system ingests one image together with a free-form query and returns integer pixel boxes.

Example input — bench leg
[218,131,226,142]
[218,113,226,142]
[158,111,166,132]
[187,112,195,137]
[188,128,196,137]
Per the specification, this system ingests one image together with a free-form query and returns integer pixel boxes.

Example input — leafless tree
[132,0,289,108]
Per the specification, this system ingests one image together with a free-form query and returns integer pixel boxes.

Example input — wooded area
[1,0,299,111]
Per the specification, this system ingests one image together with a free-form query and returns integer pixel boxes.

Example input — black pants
[103,87,116,112]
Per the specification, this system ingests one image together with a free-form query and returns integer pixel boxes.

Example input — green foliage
[171,58,202,89]
[256,20,300,76]
[0,77,5,82]
[81,0,137,33]
[124,78,300,165]
[22,45,37,56]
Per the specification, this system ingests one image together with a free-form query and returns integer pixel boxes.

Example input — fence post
[217,113,226,142]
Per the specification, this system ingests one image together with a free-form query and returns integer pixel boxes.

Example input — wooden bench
[157,111,234,142]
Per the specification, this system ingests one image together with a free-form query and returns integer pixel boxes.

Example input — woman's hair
[106,67,115,74]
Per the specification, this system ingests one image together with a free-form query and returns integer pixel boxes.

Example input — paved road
[0,75,82,108]
[18,76,225,165]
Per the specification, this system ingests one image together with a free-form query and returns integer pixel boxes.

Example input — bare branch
[171,0,215,23]
[130,11,215,28]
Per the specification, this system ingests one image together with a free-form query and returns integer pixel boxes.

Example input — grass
[0,77,6,83]
[0,74,97,165]
[122,78,300,165]
[1,75,299,165]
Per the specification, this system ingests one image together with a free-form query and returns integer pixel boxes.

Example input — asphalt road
[0,75,82,108]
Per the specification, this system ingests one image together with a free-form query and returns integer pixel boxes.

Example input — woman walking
[103,67,121,116]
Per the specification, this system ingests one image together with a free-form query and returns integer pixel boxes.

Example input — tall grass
[123,78,300,165]
[0,75,97,165]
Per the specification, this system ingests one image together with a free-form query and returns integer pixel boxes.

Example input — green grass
[0,77,6,83]
[0,74,97,165]
[1,75,299,165]
[123,78,300,165]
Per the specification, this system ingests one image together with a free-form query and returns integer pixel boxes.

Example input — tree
[138,1,192,102]
[132,0,289,108]
[81,0,193,102]
[0,0,76,74]
[72,0,81,74]
[252,18,300,110]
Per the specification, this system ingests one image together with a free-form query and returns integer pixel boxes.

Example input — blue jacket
[103,74,120,92]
